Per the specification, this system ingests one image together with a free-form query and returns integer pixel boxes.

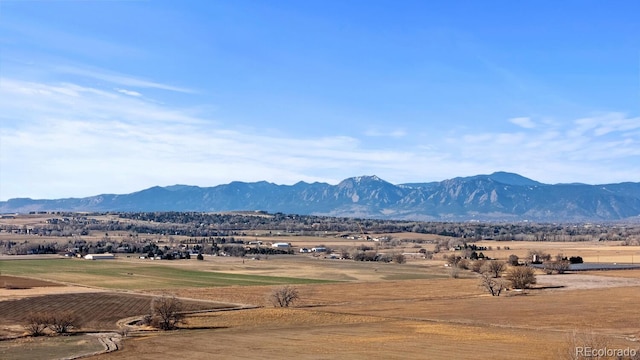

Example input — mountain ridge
[2,172,640,222]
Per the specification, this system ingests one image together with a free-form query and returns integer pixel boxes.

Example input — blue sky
[1,0,640,200]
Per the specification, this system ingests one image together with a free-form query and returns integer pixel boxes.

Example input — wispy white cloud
[116,88,142,97]
[55,65,194,93]
[390,129,407,138]
[439,114,640,185]
[364,128,407,138]
[509,117,536,129]
[1,75,639,200]
[0,78,413,199]
[570,113,640,138]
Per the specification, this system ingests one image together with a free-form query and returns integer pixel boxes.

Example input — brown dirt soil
[185,307,380,329]
[0,292,235,333]
[0,286,105,302]
[0,275,98,302]
[0,276,64,289]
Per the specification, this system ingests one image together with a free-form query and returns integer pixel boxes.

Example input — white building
[84,253,115,260]
[271,242,291,248]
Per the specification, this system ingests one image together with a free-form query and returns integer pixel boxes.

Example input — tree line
[3,211,640,243]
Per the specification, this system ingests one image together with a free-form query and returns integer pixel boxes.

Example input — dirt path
[61,333,122,360]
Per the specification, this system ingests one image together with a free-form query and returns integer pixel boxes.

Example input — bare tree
[270,286,299,307]
[456,259,470,270]
[392,253,406,264]
[480,272,506,296]
[471,259,486,273]
[481,260,506,278]
[448,266,460,279]
[505,266,537,289]
[151,295,185,330]
[544,260,571,274]
[24,312,49,336]
[48,310,80,334]
[445,254,461,266]
[555,260,570,274]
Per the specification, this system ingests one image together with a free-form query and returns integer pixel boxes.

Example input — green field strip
[0,259,334,290]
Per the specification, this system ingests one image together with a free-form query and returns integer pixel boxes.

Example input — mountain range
[2,172,640,222]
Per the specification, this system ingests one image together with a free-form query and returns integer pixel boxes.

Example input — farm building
[271,242,291,249]
[84,253,115,260]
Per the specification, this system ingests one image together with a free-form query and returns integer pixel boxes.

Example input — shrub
[471,259,486,273]
[138,313,153,326]
[569,256,583,264]
[392,253,406,264]
[457,259,470,270]
[351,250,364,261]
[558,330,610,360]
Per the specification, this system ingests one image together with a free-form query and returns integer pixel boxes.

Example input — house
[84,253,115,260]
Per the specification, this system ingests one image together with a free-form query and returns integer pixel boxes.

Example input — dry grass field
[90,310,572,360]
[475,240,640,264]
[0,334,106,360]
[3,225,640,359]
[91,278,640,360]
[581,269,640,279]
[146,277,482,307]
